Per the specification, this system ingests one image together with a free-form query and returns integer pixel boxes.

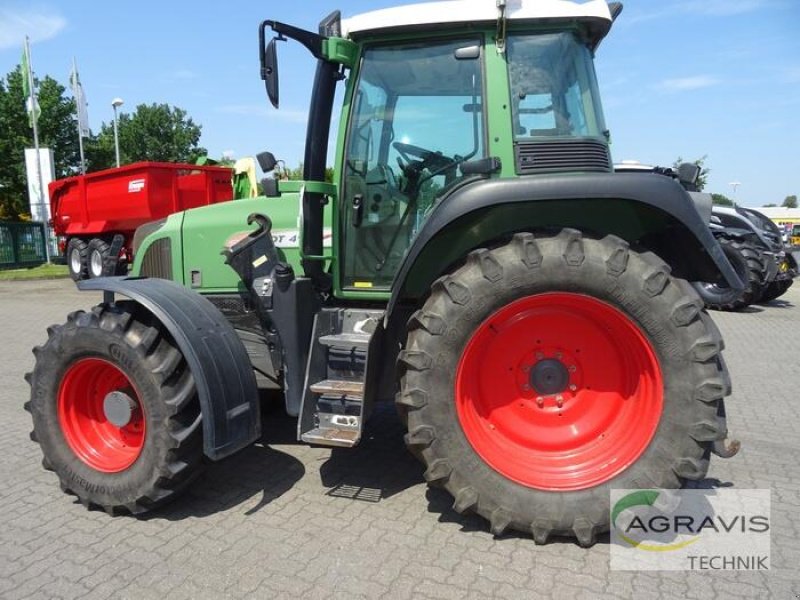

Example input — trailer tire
[66,238,89,281]
[397,230,730,546]
[692,238,764,311]
[88,238,110,278]
[25,301,204,515]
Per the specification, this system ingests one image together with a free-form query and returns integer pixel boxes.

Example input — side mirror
[263,37,283,109]
[257,151,278,173]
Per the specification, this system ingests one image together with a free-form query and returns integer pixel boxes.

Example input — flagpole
[72,57,87,175]
[24,36,51,263]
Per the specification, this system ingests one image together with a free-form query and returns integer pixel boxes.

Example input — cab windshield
[340,38,485,290]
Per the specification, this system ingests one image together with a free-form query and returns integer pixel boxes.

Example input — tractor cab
[261,0,618,292]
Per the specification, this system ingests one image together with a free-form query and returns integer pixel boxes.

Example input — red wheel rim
[58,358,146,473]
[455,292,663,491]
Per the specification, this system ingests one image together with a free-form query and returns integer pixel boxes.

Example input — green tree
[0,67,80,219]
[763,203,777,208]
[673,155,709,191]
[284,164,334,182]
[782,195,798,209]
[711,193,734,206]
[86,103,207,171]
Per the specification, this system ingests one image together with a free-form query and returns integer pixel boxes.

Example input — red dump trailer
[50,162,233,280]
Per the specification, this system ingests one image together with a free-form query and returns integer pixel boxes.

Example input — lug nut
[555,395,564,407]
[535,396,544,407]
[568,365,576,373]
[555,352,563,359]
[569,384,577,392]
[522,384,530,391]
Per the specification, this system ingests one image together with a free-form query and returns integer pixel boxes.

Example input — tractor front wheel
[692,238,764,311]
[758,278,793,303]
[25,301,204,514]
[397,230,731,545]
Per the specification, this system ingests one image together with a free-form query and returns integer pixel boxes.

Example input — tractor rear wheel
[397,230,731,546]
[87,238,110,278]
[66,238,88,281]
[692,238,764,311]
[25,301,204,514]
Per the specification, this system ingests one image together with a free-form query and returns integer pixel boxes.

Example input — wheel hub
[529,358,569,395]
[70,249,82,273]
[103,390,137,427]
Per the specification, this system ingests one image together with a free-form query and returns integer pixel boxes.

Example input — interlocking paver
[1,278,799,599]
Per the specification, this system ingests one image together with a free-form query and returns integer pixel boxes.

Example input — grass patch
[0,263,69,281]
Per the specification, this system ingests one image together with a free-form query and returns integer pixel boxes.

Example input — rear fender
[386,173,743,321]
[78,276,260,461]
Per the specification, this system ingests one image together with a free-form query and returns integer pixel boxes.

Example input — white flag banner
[24,148,55,223]
[70,60,90,138]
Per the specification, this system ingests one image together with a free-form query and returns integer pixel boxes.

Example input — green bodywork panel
[131,212,186,282]
[132,189,333,293]
[322,37,358,67]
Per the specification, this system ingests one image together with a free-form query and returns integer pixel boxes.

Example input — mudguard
[387,172,743,318]
[78,276,260,461]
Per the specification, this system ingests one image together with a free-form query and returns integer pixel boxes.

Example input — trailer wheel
[397,230,730,546]
[25,301,204,514]
[66,238,89,281]
[692,238,764,311]
[88,238,110,278]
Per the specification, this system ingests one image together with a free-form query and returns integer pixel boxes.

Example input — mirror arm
[261,20,325,59]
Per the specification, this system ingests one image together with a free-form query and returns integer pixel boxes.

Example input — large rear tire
[25,302,204,514]
[397,230,731,546]
[693,238,764,311]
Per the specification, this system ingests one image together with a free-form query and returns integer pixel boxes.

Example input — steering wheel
[393,141,436,166]
[393,141,458,182]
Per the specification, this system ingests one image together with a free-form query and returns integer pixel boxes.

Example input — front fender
[387,173,742,319]
[78,276,260,461]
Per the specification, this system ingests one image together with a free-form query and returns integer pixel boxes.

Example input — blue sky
[0,0,798,207]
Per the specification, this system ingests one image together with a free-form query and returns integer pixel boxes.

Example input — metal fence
[0,221,47,269]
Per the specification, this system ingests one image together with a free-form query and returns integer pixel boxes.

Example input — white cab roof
[342,0,613,38]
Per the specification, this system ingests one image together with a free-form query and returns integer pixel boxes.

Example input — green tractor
[26,0,742,546]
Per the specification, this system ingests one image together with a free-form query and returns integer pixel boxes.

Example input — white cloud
[0,4,66,50]
[656,76,721,92]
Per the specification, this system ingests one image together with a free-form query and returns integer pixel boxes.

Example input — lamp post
[111,97,124,167]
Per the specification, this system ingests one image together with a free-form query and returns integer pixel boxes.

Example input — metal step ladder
[298,309,383,447]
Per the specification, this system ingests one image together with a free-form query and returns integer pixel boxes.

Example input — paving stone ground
[1,278,798,599]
